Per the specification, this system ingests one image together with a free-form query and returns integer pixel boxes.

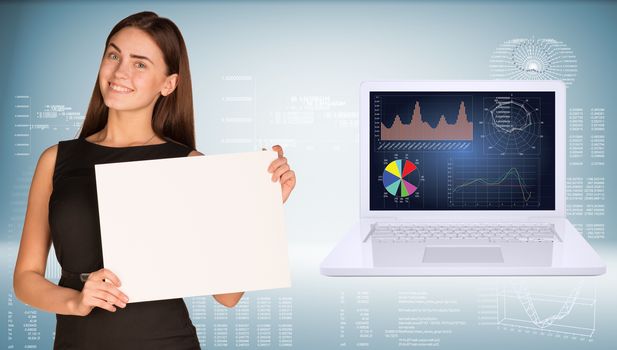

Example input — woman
[12,11,296,349]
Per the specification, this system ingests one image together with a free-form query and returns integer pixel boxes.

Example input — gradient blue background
[1,1,615,349]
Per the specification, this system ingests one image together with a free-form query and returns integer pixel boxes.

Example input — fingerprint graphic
[490,38,578,87]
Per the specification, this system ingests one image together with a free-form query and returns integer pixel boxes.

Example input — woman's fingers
[268,157,287,173]
[96,280,129,303]
[268,157,289,182]
[84,268,129,308]
[272,145,283,158]
[90,298,117,313]
[86,270,128,301]
[89,268,122,287]
[86,290,126,308]
[83,289,118,312]
[90,290,126,309]
[267,144,295,203]
[280,170,296,186]
[81,283,127,312]
[271,164,290,182]
[101,268,122,287]
[74,268,129,315]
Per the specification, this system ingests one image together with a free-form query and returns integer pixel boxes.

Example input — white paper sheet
[94,150,290,303]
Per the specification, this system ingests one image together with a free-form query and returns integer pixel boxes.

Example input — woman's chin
[102,94,155,113]
[103,98,135,111]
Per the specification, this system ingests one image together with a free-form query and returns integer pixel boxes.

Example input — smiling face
[98,27,178,112]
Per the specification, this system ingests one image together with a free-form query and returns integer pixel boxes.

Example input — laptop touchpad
[423,246,504,263]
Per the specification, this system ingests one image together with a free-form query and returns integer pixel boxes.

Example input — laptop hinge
[365,216,399,221]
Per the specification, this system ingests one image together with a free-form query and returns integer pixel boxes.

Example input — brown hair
[79,11,195,149]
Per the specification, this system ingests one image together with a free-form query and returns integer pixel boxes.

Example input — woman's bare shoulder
[29,144,58,194]
[38,144,58,173]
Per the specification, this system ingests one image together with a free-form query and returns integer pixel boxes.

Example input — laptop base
[320,218,606,276]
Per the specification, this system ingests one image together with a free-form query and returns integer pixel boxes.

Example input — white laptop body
[321,80,605,276]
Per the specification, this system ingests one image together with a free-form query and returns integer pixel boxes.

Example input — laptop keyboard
[370,223,559,243]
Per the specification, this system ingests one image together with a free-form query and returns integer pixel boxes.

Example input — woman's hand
[70,268,129,316]
[268,145,296,204]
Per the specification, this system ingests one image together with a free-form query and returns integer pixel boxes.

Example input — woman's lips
[109,82,134,93]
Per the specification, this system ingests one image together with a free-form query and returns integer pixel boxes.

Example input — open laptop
[320,80,606,276]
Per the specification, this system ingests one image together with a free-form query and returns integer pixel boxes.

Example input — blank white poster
[95,151,290,303]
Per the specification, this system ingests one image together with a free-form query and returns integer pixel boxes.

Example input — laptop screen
[369,91,556,211]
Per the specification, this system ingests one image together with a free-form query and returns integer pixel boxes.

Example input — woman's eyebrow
[108,42,154,65]
[108,43,124,54]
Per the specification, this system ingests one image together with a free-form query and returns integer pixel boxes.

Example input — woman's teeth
[109,82,133,93]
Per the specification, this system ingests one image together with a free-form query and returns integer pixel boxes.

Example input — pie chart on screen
[382,159,419,197]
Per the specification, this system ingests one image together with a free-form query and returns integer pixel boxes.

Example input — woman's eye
[108,53,119,60]
[135,62,146,69]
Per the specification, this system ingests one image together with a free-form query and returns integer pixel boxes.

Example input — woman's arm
[15,146,129,316]
[213,292,244,307]
[13,145,82,315]
[188,150,245,308]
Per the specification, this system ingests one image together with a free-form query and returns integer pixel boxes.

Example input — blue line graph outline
[497,280,596,338]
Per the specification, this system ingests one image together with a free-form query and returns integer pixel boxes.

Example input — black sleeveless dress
[48,137,201,349]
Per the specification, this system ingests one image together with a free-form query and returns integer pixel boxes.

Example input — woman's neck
[90,108,162,146]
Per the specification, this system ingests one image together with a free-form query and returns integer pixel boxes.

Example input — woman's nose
[113,60,131,80]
